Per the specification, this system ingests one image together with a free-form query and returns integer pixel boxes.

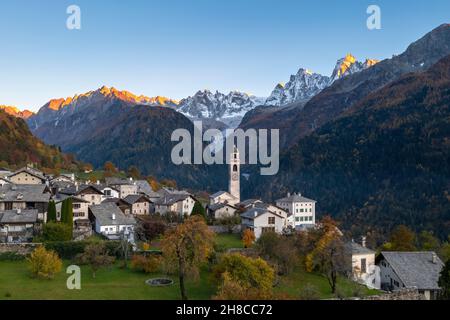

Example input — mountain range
[2,24,450,239]
[243,52,450,239]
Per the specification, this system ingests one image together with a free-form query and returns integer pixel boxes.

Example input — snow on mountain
[265,69,330,106]
[330,54,379,83]
[176,90,265,128]
[266,55,379,107]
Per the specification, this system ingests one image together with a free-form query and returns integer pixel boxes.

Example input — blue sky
[0,0,449,110]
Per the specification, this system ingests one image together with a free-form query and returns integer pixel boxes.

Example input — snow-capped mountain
[265,54,379,107]
[176,90,265,128]
[265,69,330,106]
[330,54,379,83]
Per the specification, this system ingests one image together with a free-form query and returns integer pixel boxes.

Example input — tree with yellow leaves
[161,215,215,300]
[27,246,62,279]
[305,216,350,294]
[242,229,255,248]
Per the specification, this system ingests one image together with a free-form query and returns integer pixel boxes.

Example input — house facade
[376,251,444,300]
[241,207,285,239]
[276,193,316,229]
[123,194,152,215]
[346,240,378,289]
[89,202,136,241]
[8,167,46,185]
[207,202,238,220]
[0,209,38,243]
[0,184,50,222]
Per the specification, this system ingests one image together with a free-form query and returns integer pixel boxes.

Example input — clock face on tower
[232,173,238,180]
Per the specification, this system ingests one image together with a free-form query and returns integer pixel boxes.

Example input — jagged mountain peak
[330,54,379,83]
[176,89,264,128]
[0,105,34,119]
[265,67,330,106]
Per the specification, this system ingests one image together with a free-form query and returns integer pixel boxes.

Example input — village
[0,147,446,300]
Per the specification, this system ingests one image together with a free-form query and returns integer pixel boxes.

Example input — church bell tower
[229,146,240,202]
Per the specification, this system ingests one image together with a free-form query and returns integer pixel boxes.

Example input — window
[104,190,111,196]
[262,227,275,234]
[73,203,81,209]
[295,217,300,222]
[268,217,275,225]
[233,164,237,172]
[5,202,13,210]
[300,209,304,213]
[91,195,95,200]
[361,258,367,273]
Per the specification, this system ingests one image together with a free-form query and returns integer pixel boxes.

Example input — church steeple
[229,146,240,202]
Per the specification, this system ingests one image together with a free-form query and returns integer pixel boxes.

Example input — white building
[209,146,241,207]
[240,207,285,239]
[89,202,136,241]
[346,240,378,289]
[276,192,316,229]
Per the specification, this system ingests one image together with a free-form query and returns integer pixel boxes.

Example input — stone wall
[208,225,241,234]
[0,243,42,256]
[359,288,425,300]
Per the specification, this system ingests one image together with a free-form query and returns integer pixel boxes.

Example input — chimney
[287,192,291,197]
[361,236,367,248]
[432,253,437,264]
[17,208,21,214]
[96,180,100,185]
[112,213,116,220]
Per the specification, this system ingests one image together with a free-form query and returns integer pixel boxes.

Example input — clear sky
[0,0,449,111]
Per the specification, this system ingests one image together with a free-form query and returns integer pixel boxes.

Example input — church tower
[229,145,240,202]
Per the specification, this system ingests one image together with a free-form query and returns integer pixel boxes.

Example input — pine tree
[47,200,57,222]
[191,201,206,220]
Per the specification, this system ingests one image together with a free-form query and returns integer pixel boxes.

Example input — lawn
[0,259,379,300]
[274,267,380,299]
[0,260,215,300]
[215,233,243,250]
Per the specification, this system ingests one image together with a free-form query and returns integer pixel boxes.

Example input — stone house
[154,189,196,216]
[0,209,38,243]
[207,202,238,220]
[376,251,444,300]
[0,184,51,222]
[346,240,378,289]
[123,194,153,216]
[7,167,46,185]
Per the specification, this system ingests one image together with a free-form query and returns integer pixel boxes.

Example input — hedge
[44,240,124,260]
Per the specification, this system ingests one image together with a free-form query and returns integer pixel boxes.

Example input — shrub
[0,252,26,261]
[42,222,73,241]
[44,240,122,260]
[130,254,162,273]
[242,229,256,248]
[27,246,62,279]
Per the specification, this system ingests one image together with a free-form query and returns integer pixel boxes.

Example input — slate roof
[123,194,151,205]
[0,209,38,224]
[379,251,444,290]
[8,167,46,181]
[105,177,135,186]
[89,203,136,227]
[236,199,262,207]
[208,202,237,211]
[276,193,316,203]
[59,184,104,196]
[346,242,375,255]
[54,194,89,203]
[210,191,234,199]
[154,193,192,206]
[0,184,51,203]
[240,207,284,220]
[135,180,153,196]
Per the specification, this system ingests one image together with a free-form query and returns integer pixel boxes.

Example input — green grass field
[0,259,378,300]
[0,233,378,300]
